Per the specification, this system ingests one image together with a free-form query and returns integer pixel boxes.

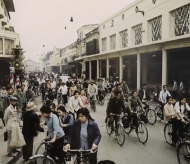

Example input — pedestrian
[3,96,20,157]
[25,85,35,102]
[49,103,58,117]
[58,82,68,105]
[79,89,89,108]
[64,108,101,164]
[173,80,178,99]
[40,105,65,164]
[69,83,77,97]
[22,102,42,163]
[179,81,184,97]
[3,87,15,111]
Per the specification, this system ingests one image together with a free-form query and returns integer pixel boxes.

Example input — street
[12,95,178,164]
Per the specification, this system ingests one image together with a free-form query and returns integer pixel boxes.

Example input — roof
[3,0,15,12]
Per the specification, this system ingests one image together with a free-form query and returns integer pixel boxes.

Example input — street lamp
[135,6,144,16]
[70,17,73,22]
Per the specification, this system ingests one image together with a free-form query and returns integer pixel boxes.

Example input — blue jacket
[68,119,101,149]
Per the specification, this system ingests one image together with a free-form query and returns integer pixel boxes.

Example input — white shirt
[143,90,146,99]
[68,96,83,112]
[179,82,183,91]
[159,90,171,103]
[58,85,68,95]
[175,102,190,118]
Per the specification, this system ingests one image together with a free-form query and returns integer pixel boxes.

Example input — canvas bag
[10,120,26,148]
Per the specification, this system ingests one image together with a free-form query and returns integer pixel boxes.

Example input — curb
[4,152,22,164]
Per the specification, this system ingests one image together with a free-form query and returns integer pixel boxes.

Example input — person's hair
[131,90,137,95]
[40,105,51,114]
[16,85,21,89]
[57,106,67,113]
[73,90,80,95]
[98,160,116,164]
[179,96,187,106]
[77,108,94,121]
[166,96,173,102]
[28,85,32,89]
[163,85,167,88]
[7,86,13,90]
[114,90,120,96]
[50,103,56,109]
[142,83,147,86]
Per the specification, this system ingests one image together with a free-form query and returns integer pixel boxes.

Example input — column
[106,58,109,79]
[137,54,141,90]
[97,59,99,78]
[60,66,62,73]
[119,56,123,82]
[82,61,86,79]
[162,49,167,86]
[89,60,92,80]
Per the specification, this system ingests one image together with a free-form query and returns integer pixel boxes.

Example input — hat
[10,96,18,101]
[90,80,95,83]
[26,102,37,111]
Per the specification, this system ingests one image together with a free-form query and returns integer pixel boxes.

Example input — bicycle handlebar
[63,148,98,154]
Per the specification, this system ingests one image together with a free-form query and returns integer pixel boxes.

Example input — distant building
[24,59,40,73]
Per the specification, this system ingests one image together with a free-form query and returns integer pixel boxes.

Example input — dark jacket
[68,119,101,149]
[107,97,127,115]
[22,111,40,137]
[138,89,150,101]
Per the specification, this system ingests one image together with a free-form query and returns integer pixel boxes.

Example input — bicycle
[97,90,105,106]
[26,140,56,164]
[106,113,125,146]
[89,96,96,112]
[177,141,190,164]
[124,111,148,144]
[63,148,98,164]
[164,120,190,146]
[142,100,157,125]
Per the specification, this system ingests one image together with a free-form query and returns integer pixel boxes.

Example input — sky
[10,0,135,61]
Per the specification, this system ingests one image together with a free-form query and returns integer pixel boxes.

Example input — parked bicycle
[106,113,125,146]
[124,111,148,144]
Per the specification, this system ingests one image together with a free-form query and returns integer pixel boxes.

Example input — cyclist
[64,108,101,164]
[58,82,68,105]
[68,90,84,119]
[128,90,143,127]
[40,105,66,164]
[79,89,89,108]
[69,83,77,97]
[88,80,98,108]
[159,85,171,117]
[138,83,150,103]
[107,90,131,133]
[111,83,123,98]
[97,79,105,102]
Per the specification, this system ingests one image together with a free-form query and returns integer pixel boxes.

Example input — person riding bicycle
[97,79,105,102]
[111,83,123,99]
[163,96,177,146]
[128,91,143,127]
[107,90,131,133]
[64,108,101,164]
[159,85,171,118]
[138,83,151,108]
[88,80,98,107]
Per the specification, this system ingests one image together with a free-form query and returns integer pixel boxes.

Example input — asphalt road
[15,95,178,164]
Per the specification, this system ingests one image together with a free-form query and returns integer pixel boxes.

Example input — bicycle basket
[122,117,129,128]
[140,114,148,124]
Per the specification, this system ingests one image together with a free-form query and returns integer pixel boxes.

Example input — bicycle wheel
[35,143,45,155]
[106,117,112,135]
[26,155,56,164]
[124,122,132,134]
[146,109,157,125]
[155,106,162,121]
[137,121,148,144]
[116,124,125,146]
[164,122,173,145]
[177,141,190,164]
[92,100,96,112]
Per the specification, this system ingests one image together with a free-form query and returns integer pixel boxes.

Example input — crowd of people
[0,71,189,163]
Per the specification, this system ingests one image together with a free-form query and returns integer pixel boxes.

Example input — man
[107,90,131,132]
[138,83,150,105]
[173,80,178,99]
[40,105,65,164]
[66,78,72,96]
[87,80,98,106]
[58,82,68,105]
[3,87,15,111]
[25,85,35,102]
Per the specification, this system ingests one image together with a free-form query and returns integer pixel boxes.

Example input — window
[102,37,107,52]
[122,14,125,20]
[4,39,14,55]
[110,34,116,50]
[170,4,190,37]
[111,20,114,27]
[132,24,143,45]
[148,16,162,41]
[120,29,128,48]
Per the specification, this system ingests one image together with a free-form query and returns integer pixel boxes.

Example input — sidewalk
[0,124,21,164]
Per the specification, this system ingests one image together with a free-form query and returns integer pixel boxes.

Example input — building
[0,0,22,86]
[76,0,190,91]
[24,59,40,73]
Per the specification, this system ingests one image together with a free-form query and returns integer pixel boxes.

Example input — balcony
[86,39,99,56]
[2,21,7,26]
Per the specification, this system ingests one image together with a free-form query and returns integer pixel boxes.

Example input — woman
[64,108,101,164]
[57,106,74,137]
[3,96,20,157]
[79,89,89,108]
[163,96,177,146]
[22,102,42,163]
[69,83,77,97]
